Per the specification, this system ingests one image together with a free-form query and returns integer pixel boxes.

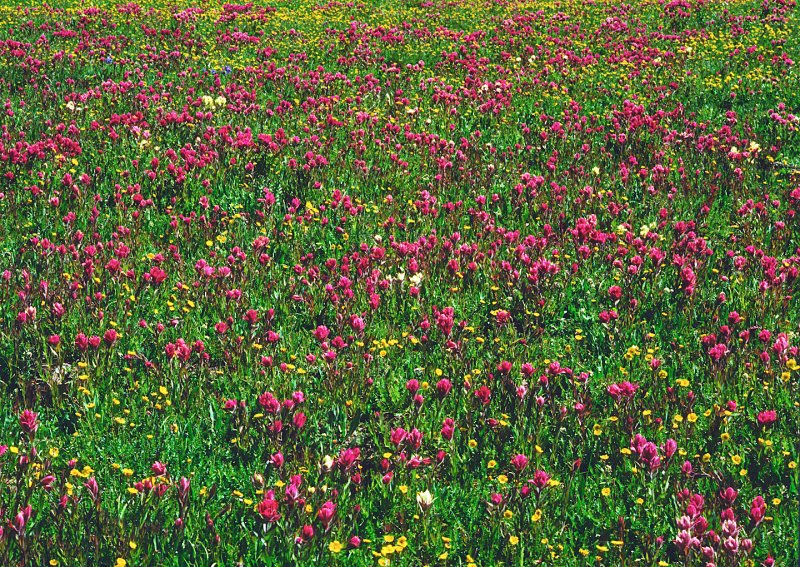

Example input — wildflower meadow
[0,0,797,564]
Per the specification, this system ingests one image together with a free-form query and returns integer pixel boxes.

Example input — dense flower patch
[0,0,797,564]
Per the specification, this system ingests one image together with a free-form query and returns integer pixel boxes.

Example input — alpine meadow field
[0,0,798,565]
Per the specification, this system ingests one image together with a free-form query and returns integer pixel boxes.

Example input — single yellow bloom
[328,541,343,553]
